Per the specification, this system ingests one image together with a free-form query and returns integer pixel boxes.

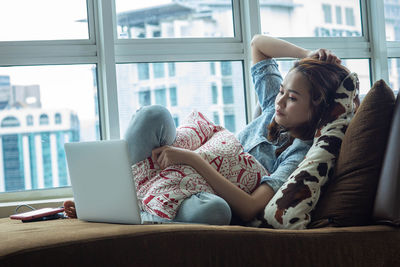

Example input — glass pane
[384,0,400,41]
[115,0,234,39]
[116,61,246,136]
[276,58,370,100]
[0,65,99,193]
[260,0,362,37]
[0,0,88,41]
[388,58,400,96]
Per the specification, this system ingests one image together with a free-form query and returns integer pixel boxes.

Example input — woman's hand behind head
[307,49,341,64]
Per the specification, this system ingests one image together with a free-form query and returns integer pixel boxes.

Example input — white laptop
[64,140,143,224]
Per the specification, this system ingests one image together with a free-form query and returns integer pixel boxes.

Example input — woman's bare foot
[63,200,77,218]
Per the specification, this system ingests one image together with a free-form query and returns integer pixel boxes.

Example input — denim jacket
[236,59,312,193]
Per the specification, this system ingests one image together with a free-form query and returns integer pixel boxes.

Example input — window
[39,114,49,125]
[388,58,400,96]
[322,4,333,24]
[0,0,396,214]
[384,0,400,41]
[221,62,232,76]
[345,7,355,26]
[138,63,150,80]
[336,6,342,24]
[211,84,218,104]
[155,87,167,106]
[169,86,177,106]
[0,65,99,193]
[55,113,62,124]
[115,0,235,38]
[173,116,179,127]
[153,63,165,79]
[260,0,362,37]
[26,115,33,126]
[224,114,236,132]
[0,0,88,41]
[210,62,216,75]
[222,85,234,104]
[138,89,151,107]
[213,112,220,125]
[116,61,246,137]
[168,63,176,77]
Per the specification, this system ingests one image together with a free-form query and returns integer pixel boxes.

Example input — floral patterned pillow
[132,111,268,220]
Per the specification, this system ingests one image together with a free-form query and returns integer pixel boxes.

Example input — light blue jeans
[124,105,232,225]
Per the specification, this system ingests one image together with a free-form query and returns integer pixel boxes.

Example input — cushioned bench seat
[1,218,399,267]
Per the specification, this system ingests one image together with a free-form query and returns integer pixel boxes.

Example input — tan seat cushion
[1,218,400,267]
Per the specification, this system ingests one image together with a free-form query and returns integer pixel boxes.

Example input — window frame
[0,0,396,206]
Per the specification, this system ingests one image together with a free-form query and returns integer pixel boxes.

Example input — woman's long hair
[268,58,350,156]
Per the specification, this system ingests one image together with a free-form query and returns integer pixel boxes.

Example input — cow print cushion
[249,72,360,229]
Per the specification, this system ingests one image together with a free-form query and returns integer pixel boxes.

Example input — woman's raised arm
[251,34,310,64]
[251,34,342,65]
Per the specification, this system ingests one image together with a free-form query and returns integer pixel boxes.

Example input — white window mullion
[94,0,120,140]
[365,0,389,83]
[240,0,261,123]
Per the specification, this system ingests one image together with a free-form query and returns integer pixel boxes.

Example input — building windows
[336,6,342,24]
[222,85,234,104]
[153,63,165,79]
[2,134,24,191]
[210,62,216,75]
[168,63,176,77]
[1,116,20,127]
[138,89,151,107]
[169,86,177,106]
[115,0,235,39]
[155,87,167,106]
[211,84,218,104]
[345,7,355,26]
[221,62,232,76]
[55,113,62,124]
[26,115,33,126]
[39,114,49,125]
[224,114,236,132]
[116,61,246,138]
[173,116,179,127]
[213,112,220,125]
[138,63,150,80]
[322,4,333,24]
[41,133,52,188]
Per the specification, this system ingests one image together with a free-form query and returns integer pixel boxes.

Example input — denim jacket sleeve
[260,138,312,193]
[251,59,282,112]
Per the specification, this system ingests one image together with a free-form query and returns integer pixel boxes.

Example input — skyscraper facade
[0,108,79,192]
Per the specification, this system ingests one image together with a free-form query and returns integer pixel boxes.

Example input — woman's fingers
[151,145,167,163]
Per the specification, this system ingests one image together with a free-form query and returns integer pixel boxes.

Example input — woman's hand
[152,146,198,169]
[307,48,341,64]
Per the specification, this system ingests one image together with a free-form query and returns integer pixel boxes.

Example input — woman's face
[274,69,312,130]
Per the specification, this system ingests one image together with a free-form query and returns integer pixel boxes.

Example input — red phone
[10,207,65,222]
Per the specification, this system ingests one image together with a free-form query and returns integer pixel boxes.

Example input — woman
[64,35,348,225]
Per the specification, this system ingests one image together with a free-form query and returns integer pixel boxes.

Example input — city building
[0,108,79,192]
[0,76,10,110]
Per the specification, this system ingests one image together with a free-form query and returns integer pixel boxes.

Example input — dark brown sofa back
[373,92,400,226]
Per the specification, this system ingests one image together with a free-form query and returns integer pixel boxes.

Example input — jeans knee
[206,197,232,225]
[135,105,172,125]
[177,193,232,225]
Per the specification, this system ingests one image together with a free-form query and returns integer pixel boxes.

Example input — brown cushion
[373,91,400,225]
[309,80,396,228]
